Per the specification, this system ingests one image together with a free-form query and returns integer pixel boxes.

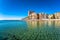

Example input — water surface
[0,20,60,40]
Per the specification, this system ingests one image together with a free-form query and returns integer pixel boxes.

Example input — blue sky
[0,0,60,20]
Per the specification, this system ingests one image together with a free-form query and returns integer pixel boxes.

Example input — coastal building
[28,11,37,20]
[23,11,60,20]
[51,14,55,19]
[39,13,48,19]
[55,12,60,19]
[28,11,49,20]
[48,15,53,19]
[39,13,44,19]
[43,13,48,19]
[37,14,39,19]
[48,14,56,19]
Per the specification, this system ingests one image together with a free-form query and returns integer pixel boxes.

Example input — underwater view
[0,20,60,40]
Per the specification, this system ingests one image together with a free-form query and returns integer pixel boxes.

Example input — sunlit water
[0,20,60,40]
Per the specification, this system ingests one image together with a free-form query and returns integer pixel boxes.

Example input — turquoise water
[0,20,60,40]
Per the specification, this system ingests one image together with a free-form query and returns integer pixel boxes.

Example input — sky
[0,0,60,20]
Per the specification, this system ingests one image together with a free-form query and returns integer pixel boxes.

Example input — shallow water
[0,20,60,40]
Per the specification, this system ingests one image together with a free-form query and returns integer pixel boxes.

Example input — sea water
[0,20,60,40]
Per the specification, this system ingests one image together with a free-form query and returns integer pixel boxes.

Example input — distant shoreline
[24,19,60,21]
[0,19,60,21]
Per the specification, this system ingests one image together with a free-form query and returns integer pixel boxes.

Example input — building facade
[55,12,60,19]
[28,11,37,20]
[28,11,48,20]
